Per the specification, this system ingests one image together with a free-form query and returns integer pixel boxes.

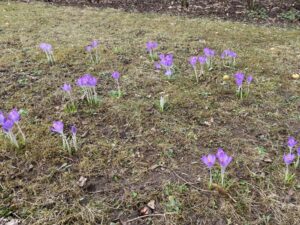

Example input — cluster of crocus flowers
[51,121,78,154]
[203,47,215,69]
[146,41,158,60]
[76,74,98,104]
[61,83,77,112]
[221,49,237,67]
[0,109,26,148]
[189,55,207,82]
[283,137,300,182]
[234,72,253,99]
[155,54,174,77]
[111,71,122,98]
[85,40,100,63]
[39,43,54,64]
[202,148,232,187]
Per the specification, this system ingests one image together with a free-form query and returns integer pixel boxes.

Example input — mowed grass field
[0,1,300,224]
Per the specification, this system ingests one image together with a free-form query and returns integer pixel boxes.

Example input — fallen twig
[125,212,177,223]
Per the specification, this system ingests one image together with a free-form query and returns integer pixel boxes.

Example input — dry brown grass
[0,1,300,224]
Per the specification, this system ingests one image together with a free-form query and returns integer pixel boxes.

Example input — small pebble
[223,75,230,80]
[291,74,299,79]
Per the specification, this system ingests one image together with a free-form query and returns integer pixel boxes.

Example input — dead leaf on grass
[211,183,227,195]
[262,156,273,163]
[147,200,155,210]
[77,176,87,187]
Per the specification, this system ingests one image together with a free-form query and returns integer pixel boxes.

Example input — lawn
[0,1,300,224]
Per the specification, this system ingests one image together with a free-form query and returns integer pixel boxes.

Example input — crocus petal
[189,56,198,67]
[2,119,14,133]
[90,40,99,48]
[71,125,77,135]
[0,111,5,125]
[247,76,253,85]
[198,56,207,65]
[154,62,161,69]
[8,109,20,123]
[234,72,245,87]
[165,69,172,76]
[283,153,295,165]
[51,121,64,134]
[287,136,297,148]
[62,84,72,92]
[201,154,216,168]
[112,71,120,80]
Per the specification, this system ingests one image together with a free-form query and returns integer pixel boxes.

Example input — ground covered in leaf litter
[0,1,300,225]
[44,0,300,25]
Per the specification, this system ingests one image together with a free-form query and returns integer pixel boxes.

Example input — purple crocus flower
[85,45,93,52]
[154,62,161,69]
[201,154,216,169]
[1,118,19,147]
[216,148,232,186]
[77,74,91,87]
[77,74,98,104]
[201,154,216,187]
[247,76,253,85]
[158,54,174,76]
[235,72,245,87]
[71,125,77,135]
[0,111,5,125]
[284,152,296,181]
[39,43,52,53]
[7,108,25,142]
[160,54,173,67]
[298,147,300,156]
[229,51,237,58]
[216,148,232,168]
[51,121,72,152]
[112,71,120,80]
[90,40,99,48]
[283,153,295,165]
[62,84,72,93]
[87,75,97,87]
[221,50,229,59]
[76,74,97,87]
[221,49,237,59]
[146,41,158,52]
[111,72,122,98]
[86,40,100,64]
[287,136,297,149]
[189,56,198,68]
[198,56,207,65]
[165,69,172,76]
[203,48,215,57]
[51,121,64,135]
[8,109,20,123]
[2,119,14,133]
[190,56,202,82]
